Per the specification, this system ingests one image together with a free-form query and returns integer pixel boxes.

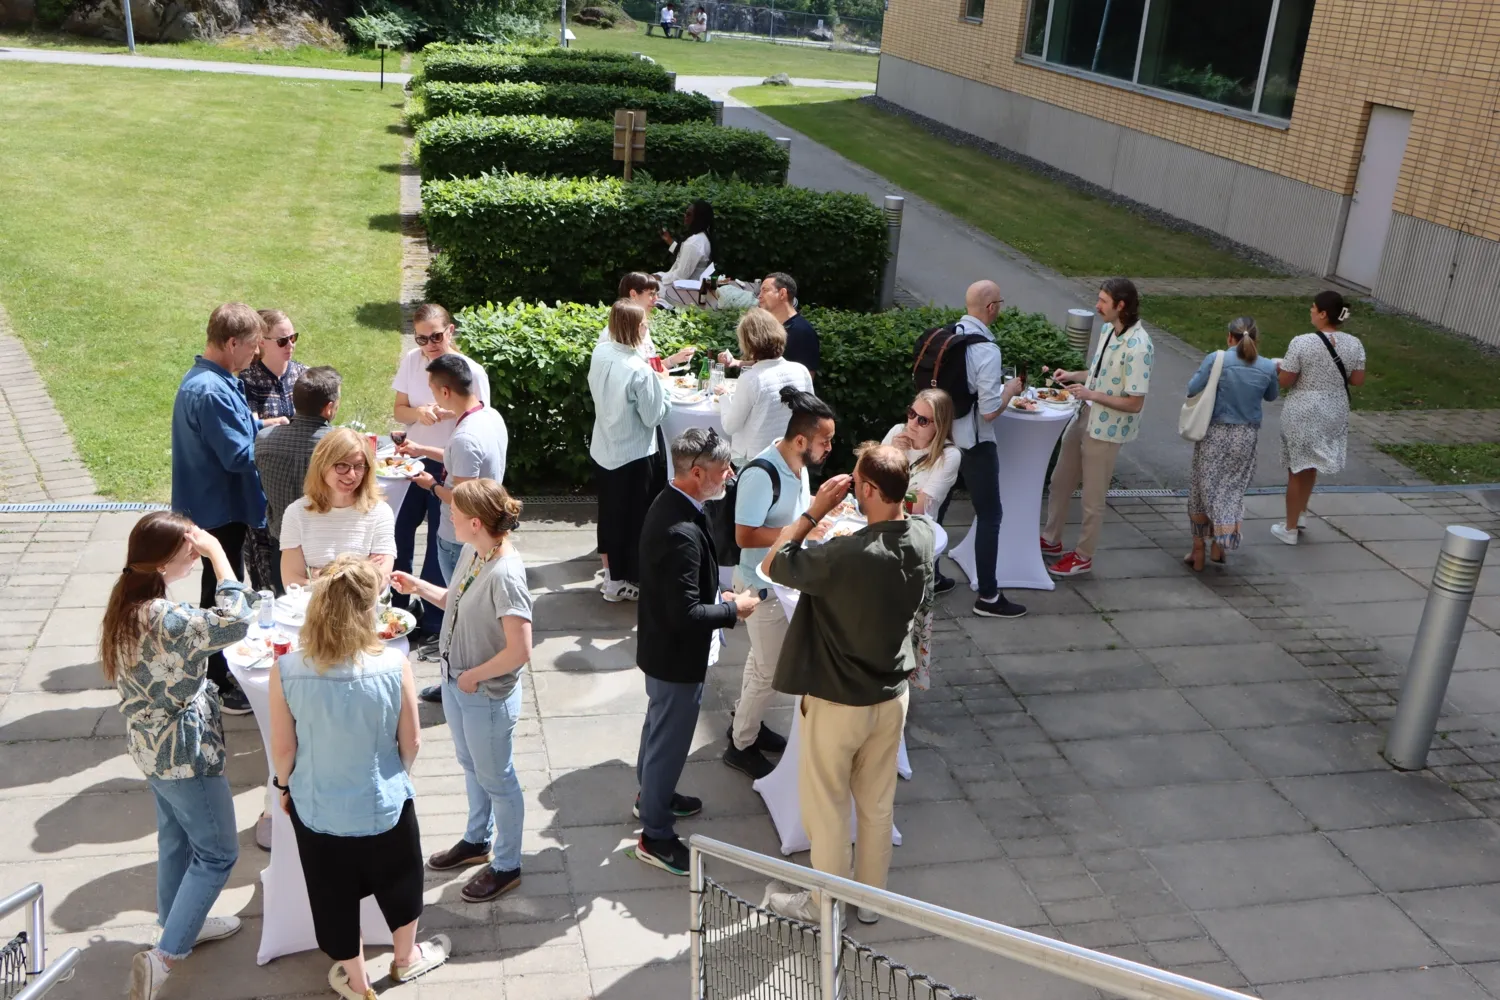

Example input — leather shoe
[461,866,521,903]
[427,839,490,871]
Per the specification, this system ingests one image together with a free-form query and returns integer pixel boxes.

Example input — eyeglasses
[270,333,298,348]
[332,462,367,476]
[906,407,933,428]
[413,329,450,347]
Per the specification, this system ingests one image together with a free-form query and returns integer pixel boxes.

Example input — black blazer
[637,485,738,684]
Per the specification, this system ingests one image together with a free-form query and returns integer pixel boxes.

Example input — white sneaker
[766,888,819,923]
[1270,522,1299,545]
[602,579,639,603]
[128,949,169,1000]
[195,915,241,944]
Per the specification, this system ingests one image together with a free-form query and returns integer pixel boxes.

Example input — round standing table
[949,405,1075,592]
[660,395,725,448]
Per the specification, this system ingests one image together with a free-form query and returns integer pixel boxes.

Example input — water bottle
[257,590,276,630]
[698,355,712,389]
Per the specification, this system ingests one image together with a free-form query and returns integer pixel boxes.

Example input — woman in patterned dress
[99,511,255,1000]
[1273,291,1367,545]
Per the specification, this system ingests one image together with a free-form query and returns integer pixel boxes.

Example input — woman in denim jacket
[100,512,254,1000]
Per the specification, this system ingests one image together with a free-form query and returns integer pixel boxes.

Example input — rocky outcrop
[63,0,242,42]
[0,0,38,28]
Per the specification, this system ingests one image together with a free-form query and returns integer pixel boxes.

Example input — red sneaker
[1040,536,1063,557]
[1049,552,1092,577]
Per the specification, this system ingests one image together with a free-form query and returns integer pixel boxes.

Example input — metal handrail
[12,948,80,1000]
[689,835,1252,1000]
[2,882,79,998]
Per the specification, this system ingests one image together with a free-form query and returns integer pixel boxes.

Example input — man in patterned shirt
[254,366,341,594]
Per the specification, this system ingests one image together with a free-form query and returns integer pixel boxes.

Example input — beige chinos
[1043,407,1123,560]
[731,583,789,751]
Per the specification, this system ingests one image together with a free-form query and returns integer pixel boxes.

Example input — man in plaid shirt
[253,366,341,593]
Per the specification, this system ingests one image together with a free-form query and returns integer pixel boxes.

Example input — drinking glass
[390,425,408,447]
[1002,365,1017,382]
[710,363,725,393]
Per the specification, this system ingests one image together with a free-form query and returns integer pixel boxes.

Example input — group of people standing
[113,300,528,1000]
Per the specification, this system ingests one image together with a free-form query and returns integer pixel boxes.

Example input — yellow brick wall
[883,0,1500,241]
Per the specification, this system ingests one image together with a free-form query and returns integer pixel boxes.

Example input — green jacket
[768,516,936,706]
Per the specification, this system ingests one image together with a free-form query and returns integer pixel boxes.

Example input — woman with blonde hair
[391,480,534,904]
[1184,316,1280,570]
[269,555,447,999]
[588,299,671,602]
[280,428,396,589]
[720,306,813,467]
[101,511,253,1000]
[885,388,962,593]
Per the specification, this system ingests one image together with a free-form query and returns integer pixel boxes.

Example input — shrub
[454,300,1083,489]
[424,174,886,311]
[420,80,715,123]
[419,45,674,90]
[415,114,788,184]
[347,4,425,48]
[425,41,641,59]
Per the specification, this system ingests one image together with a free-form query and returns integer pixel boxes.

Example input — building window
[1021,0,1315,119]
[964,0,984,21]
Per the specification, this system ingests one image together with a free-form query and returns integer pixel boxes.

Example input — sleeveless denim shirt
[279,646,413,837]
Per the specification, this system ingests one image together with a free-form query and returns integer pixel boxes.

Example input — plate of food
[671,375,699,391]
[824,518,862,540]
[378,607,417,642]
[231,635,274,665]
[1009,396,1040,412]
[826,497,858,520]
[673,392,705,405]
[375,455,423,479]
[1034,387,1074,406]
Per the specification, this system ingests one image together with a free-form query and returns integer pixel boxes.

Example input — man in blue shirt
[723,387,832,780]
[171,302,279,714]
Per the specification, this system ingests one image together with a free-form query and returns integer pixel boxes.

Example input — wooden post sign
[613,109,647,182]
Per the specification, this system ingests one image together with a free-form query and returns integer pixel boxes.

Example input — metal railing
[689,836,1252,1000]
[0,884,79,1000]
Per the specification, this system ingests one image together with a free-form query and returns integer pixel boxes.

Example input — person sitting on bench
[687,6,708,39]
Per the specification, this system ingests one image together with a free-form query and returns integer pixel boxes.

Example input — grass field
[1144,296,1500,412]
[0,29,390,70]
[568,23,877,80]
[730,85,1269,279]
[0,63,405,499]
[1380,444,1500,486]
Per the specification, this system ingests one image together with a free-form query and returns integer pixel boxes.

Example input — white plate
[377,607,416,642]
[374,457,423,479]
[674,392,705,405]
[274,592,310,628]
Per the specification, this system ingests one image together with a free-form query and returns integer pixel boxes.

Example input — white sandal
[391,934,451,983]
[327,963,376,1000]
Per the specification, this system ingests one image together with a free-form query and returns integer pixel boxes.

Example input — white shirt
[660,232,711,285]
[391,349,492,449]
[597,325,660,361]
[882,424,961,512]
[720,357,813,466]
[279,499,397,571]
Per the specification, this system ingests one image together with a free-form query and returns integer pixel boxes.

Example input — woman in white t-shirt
[720,307,812,466]
[280,428,397,589]
[655,201,713,307]
[882,388,960,516]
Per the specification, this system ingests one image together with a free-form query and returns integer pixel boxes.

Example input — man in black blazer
[633,427,759,875]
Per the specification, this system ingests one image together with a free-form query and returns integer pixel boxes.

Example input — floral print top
[115,582,253,780]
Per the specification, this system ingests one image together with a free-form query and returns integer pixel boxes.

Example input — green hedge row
[454,300,1084,488]
[419,46,674,91]
[423,42,641,61]
[415,114,787,184]
[419,80,716,124]
[424,174,887,310]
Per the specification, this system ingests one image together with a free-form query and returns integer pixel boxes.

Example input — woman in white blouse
[719,308,813,467]
[882,389,960,516]
[655,200,713,306]
[280,428,397,589]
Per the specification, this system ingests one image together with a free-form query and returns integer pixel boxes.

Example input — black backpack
[707,457,781,569]
[912,323,988,419]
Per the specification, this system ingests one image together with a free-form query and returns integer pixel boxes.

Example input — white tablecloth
[226,621,410,965]
[377,475,411,516]
[661,396,724,449]
[949,406,1074,592]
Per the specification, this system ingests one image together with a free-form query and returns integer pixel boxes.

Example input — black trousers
[289,798,424,962]
[594,451,667,585]
[199,522,248,690]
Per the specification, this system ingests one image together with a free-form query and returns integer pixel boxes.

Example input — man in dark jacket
[634,427,759,875]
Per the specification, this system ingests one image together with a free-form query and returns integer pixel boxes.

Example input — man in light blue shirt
[723,388,832,780]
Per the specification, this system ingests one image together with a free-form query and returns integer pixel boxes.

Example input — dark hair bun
[779,385,803,408]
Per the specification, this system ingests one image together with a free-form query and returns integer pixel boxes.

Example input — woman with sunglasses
[280,429,396,590]
[883,389,960,592]
[240,309,307,421]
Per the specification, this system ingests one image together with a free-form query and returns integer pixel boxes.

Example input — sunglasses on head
[906,407,932,428]
[270,333,298,348]
[413,329,450,347]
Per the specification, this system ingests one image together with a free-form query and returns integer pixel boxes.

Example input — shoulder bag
[1178,350,1224,442]
[1314,331,1353,401]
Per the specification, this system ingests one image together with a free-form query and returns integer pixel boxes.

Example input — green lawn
[0,29,390,71]
[1143,296,1500,411]
[1380,444,1500,486]
[0,63,405,499]
[567,23,877,80]
[731,85,1268,279]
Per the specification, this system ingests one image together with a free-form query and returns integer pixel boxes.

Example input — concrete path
[0,44,411,83]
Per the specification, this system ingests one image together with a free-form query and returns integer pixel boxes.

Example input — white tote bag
[1179,350,1224,442]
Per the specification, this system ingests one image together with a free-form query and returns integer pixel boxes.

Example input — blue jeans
[635,676,703,841]
[149,774,240,958]
[393,459,446,633]
[941,441,1003,598]
[441,676,525,872]
[436,534,465,584]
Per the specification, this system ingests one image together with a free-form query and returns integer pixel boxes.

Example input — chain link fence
[623,0,882,50]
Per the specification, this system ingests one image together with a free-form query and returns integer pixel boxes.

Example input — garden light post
[712,99,724,125]
[879,195,903,310]
[560,0,568,47]
[122,0,136,53]
[1065,308,1094,356]
[776,137,791,182]
[1384,525,1492,770]
[377,42,388,88]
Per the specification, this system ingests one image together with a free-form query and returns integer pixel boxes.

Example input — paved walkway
[1352,410,1500,446]
[1078,276,1334,298]
[0,45,411,83]
[0,305,98,504]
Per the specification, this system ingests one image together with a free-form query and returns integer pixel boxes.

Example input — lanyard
[1091,327,1119,381]
[453,403,484,429]
[442,543,503,651]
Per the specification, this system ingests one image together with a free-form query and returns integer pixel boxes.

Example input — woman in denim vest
[101,512,253,1000]
[269,555,448,999]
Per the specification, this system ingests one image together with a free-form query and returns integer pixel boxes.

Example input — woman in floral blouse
[100,511,254,1000]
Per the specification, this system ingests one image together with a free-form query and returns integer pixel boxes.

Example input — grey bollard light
[1065,308,1094,356]
[1384,525,1492,770]
[879,195,904,311]
[775,137,791,181]
[711,100,724,126]
[667,71,677,91]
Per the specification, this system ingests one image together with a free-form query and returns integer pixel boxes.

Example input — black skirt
[594,449,667,585]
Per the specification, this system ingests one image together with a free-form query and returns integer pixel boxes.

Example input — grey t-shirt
[440,407,508,541]
[439,549,532,699]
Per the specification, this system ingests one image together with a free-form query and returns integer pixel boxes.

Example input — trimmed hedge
[420,80,716,124]
[419,46,674,91]
[424,174,887,310]
[424,42,641,61]
[415,114,788,184]
[454,300,1084,489]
